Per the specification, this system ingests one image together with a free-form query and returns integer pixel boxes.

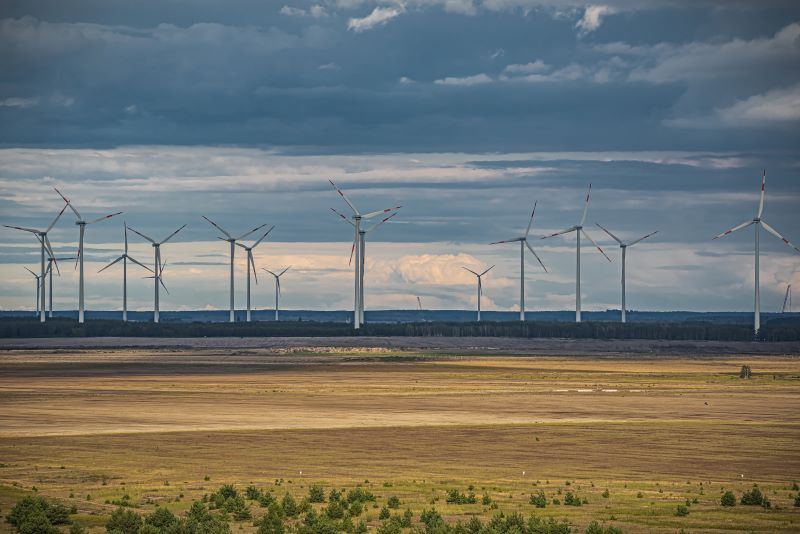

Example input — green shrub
[482,493,492,506]
[346,488,375,504]
[585,521,623,534]
[7,496,72,529]
[281,493,299,517]
[246,486,262,501]
[564,492,583,506]
[106,507,142,534]
[529,490,547,508]
[69,524,86,534]
[308,485,325,503]
[387,496,400,509]
[378,506,390,520]
[324,500,344,519]
[601,489,610,498]
[257,503,284,534]
[794,494,800,507]
[675,505,689,517]
[741,485,770,508]
[720,491,736,507]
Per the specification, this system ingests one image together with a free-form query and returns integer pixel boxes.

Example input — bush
[346,488,375,504]
[586,521,623,534]
[258,492,275,508]
[246,486,263,501]
[349,501,363,516]
[106,507,142,534]
[387,496,400,509]
[529,490,547,508]
[378,506,390,520]
[564,492,583,506]
[675,505,689,517]
[741,485,770,507]
[720,491,736,507]
[446,489,477,504]
[308,485,325,503]
[482,493,492,506]
[324,500,344,519]
[281,493,299,517]
[257,503,284,534]
[601,489,610,498]
[144,507,178,530]
[7,496,72,530]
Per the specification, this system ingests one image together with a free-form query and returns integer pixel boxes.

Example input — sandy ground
[2,336,799,355]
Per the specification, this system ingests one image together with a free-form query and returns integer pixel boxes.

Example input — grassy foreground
[0,349,799,533]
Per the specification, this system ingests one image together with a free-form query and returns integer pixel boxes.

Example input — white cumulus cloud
[575,5,616,35]
[348,6,404,33]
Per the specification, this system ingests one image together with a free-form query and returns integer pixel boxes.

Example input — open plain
[1,338,799,533]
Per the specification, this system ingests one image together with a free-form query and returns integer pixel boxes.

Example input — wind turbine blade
[2,224,40,234]
[160,224,187,244]
[45,263,52,276]
[279,266,291,277]
[277,278,281,295]
[25,267,37,277]
[580,183,592,226]
[757,170,766,219]
[349,238,356,266]
[762,221,800,254]
[43,235,56,260]
[202,216,231,239]
[365,212,397,233]
[712,220,753,240]
[235,223,268,241]
[581,229,611,262]
[363,206,401,219]
[98,256,124,273]
[462,267,479,277]
[595,223,623,245]
[74,245,81,269]
[159,278,169,294]
[235,242,248,250]
[541,226,577,239]
[329,179,359,215]
[87,211,122,225]
[489,238,521,245]
[628,230,658,247]
[124,223,129,254]
[54,188,82,219]
[525,201,537,237]
[127,256,153,272]
[263,268,278,277]
[249,252,258,284]
[331,208,356,227]
[525,240,547,272]
[251,226,275,249]
[480,265,495,276]
[45,203,69,233]
[127,226,155,244]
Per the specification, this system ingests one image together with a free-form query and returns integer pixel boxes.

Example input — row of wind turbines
[7,172,800,334]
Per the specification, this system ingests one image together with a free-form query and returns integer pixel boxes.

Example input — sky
[0,0,799,314]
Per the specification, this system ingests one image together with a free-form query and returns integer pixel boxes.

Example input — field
[1,339,799,533]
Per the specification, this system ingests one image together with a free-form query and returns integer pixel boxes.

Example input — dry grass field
[0,345,799,533]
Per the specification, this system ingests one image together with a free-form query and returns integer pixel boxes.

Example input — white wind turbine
[490,201,548,321]
[127,224,186,323]
[98,224,153,321]
[329,179,401,329]
[3,202,68,322]
[713,171,800,334]
[54,188,122,324]
[236,226,274,322]
[43,246,77,319]
[541,184,611,322]
[203,216,268,323]
[463,265,494,322]
[595,224,657,323]
[262,267,290,321]
[24,267,43,317]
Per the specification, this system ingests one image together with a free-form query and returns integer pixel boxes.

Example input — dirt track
[2,336,799,355]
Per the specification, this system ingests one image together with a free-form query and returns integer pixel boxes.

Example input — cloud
[279,5,307,16]
[503,60,549,75]
[434,73,492,86]
[575,5,616,35]
[281,4,328,17]
[0,97,38,108]
[667,83,800,128]
[348,6,404,32]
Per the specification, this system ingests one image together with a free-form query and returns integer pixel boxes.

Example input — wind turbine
[24,267,43,317]
[462,265,494,322]
[236,226,274,322]
[3,202,68,322]
[713,171,800,334]
[262,267,290,321]
[782,283,792,313]
[202,216,268,323]
[329,179,401,329]
[127,224,186,323]
[54,188,122,324]
[490,201,547,321]
[595,224,657,323]
[98,224,153,321]
[43,247,77,319]
[541,184,611,322]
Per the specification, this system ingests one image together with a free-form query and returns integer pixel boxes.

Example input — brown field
[1,343,799,533]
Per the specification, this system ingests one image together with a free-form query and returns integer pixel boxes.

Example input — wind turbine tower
[98,224,153,321]
[127,224,186,323]
[263,267,290,321]
[713,171,800,334]
[595,224,657,323]
[490,201,547,321]
[463,265,494,322]
[541,184,610,322]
